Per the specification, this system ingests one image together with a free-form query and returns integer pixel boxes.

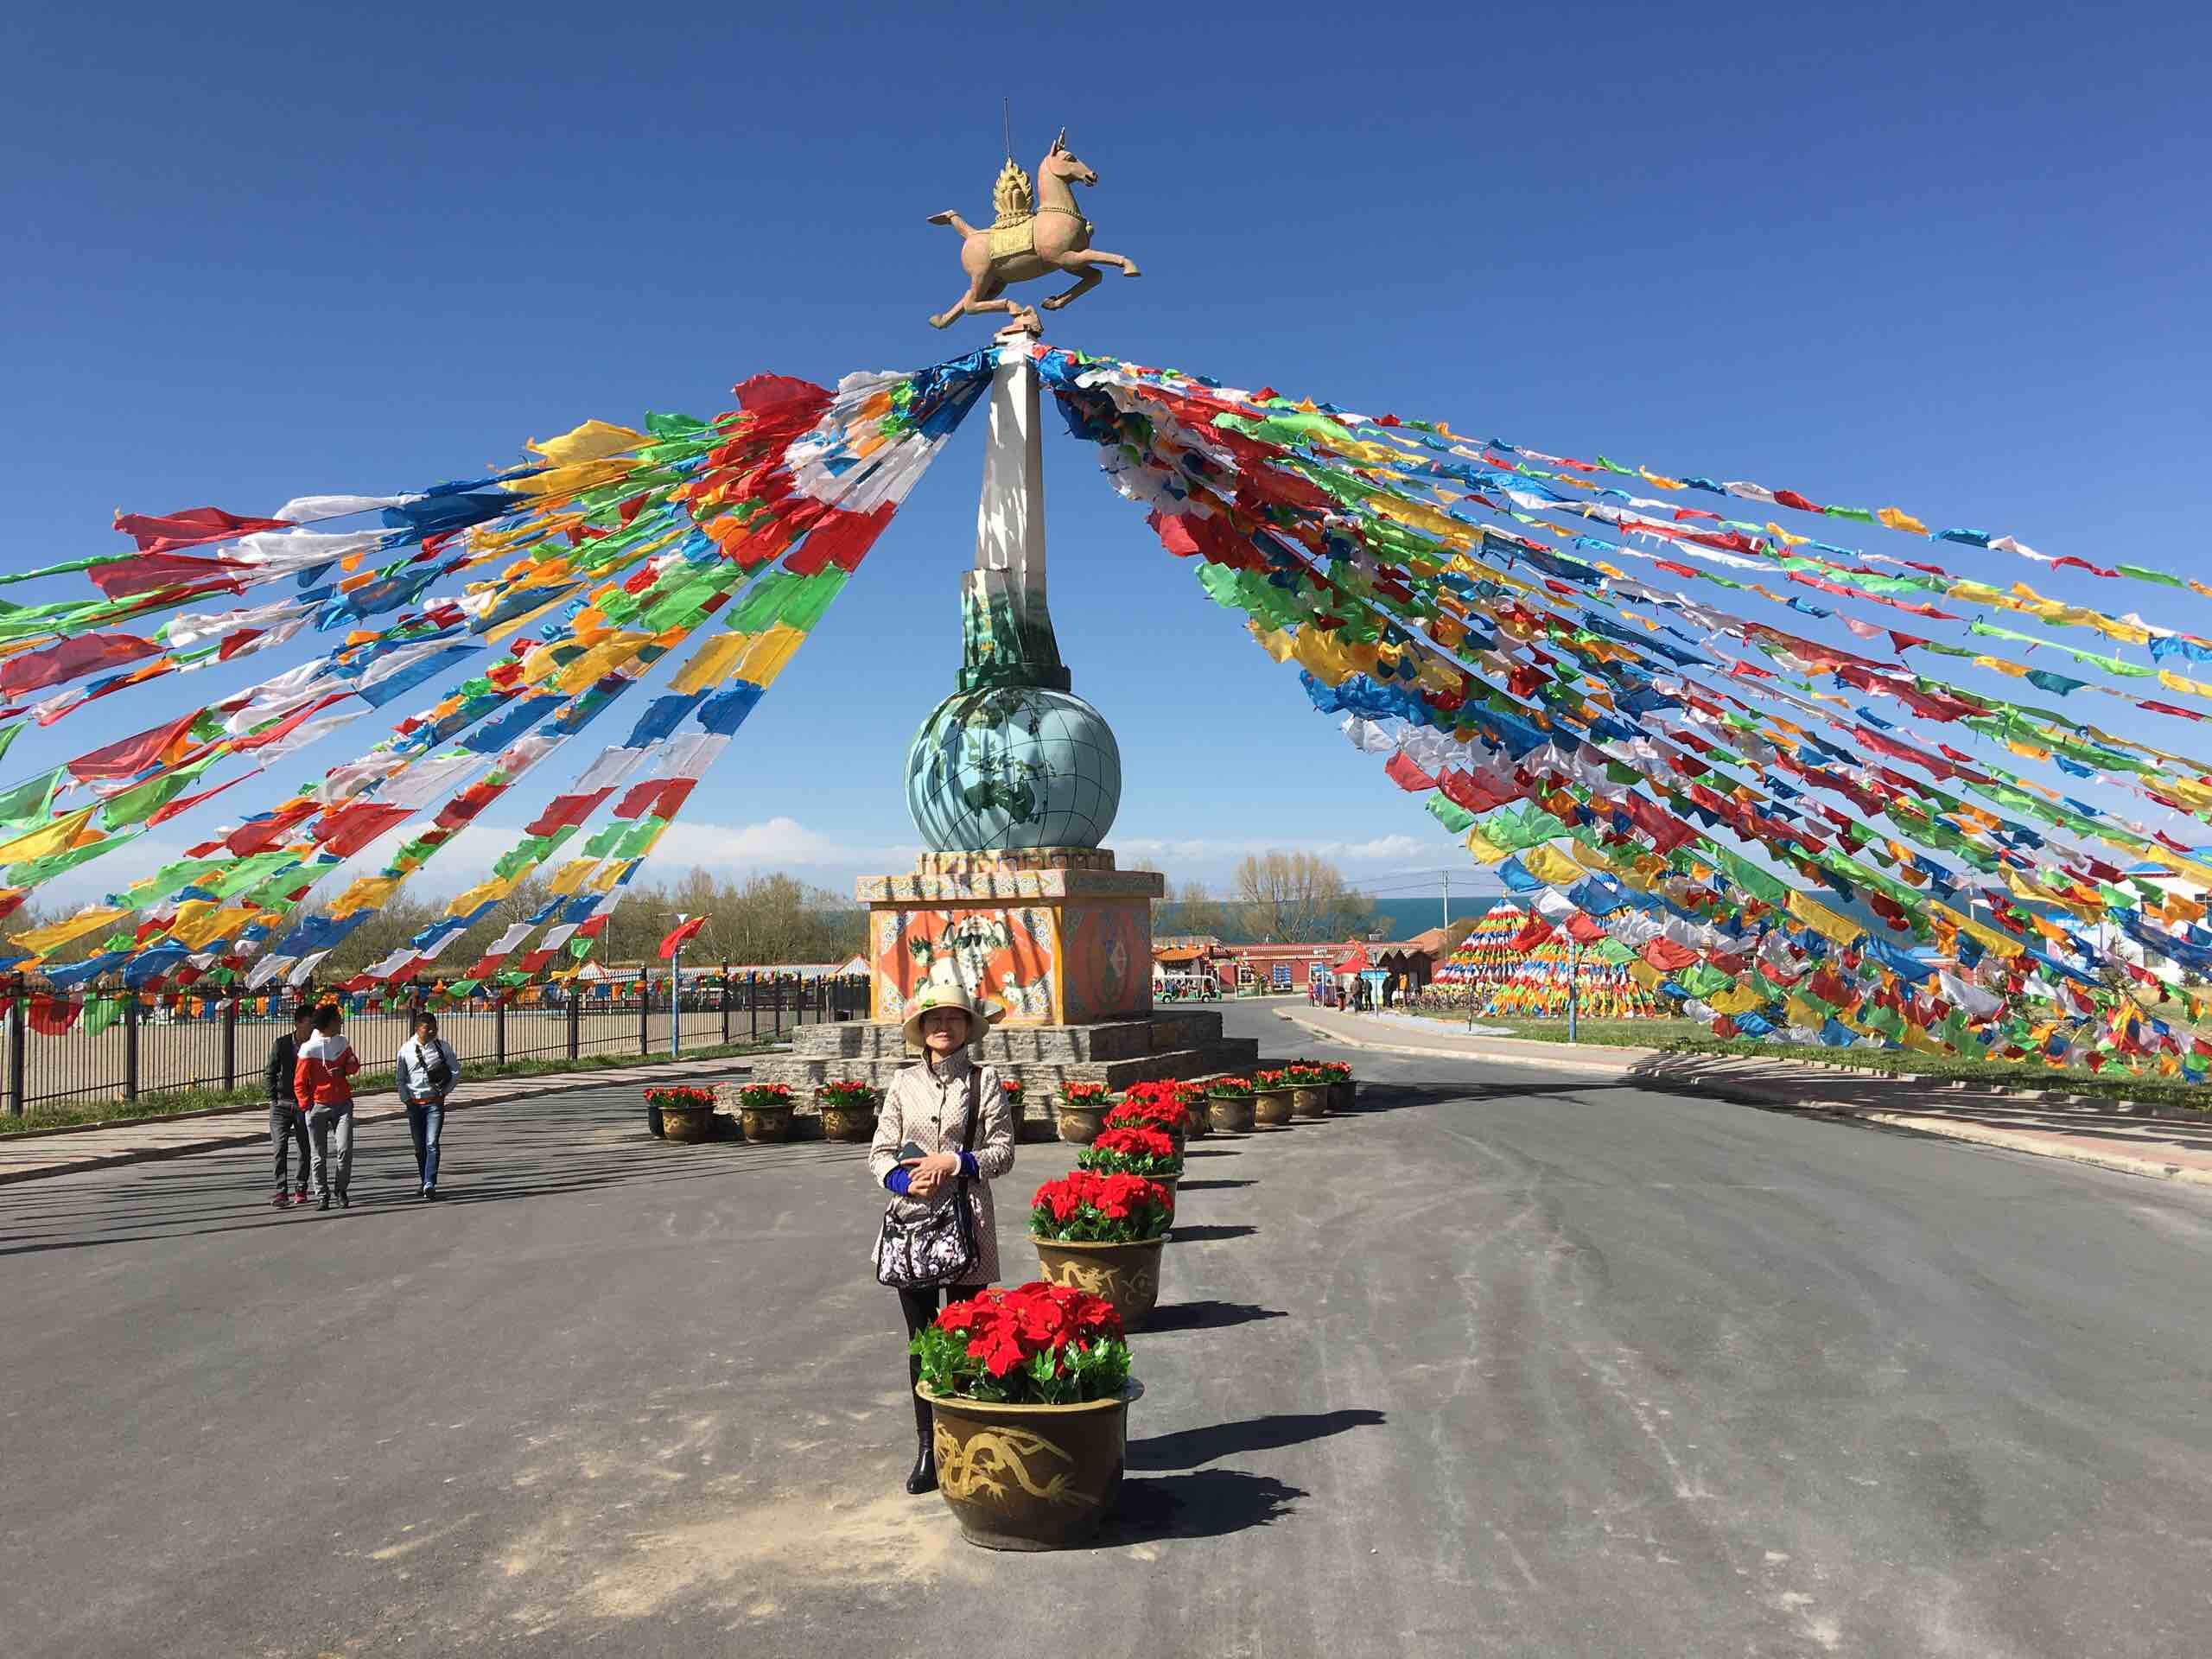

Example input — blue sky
[2,1,2207,914]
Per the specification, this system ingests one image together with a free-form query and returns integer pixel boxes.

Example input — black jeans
[899,1282,985,1440]
[269,1103,308,1194]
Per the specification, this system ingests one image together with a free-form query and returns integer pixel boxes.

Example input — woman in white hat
[868,979,1016,1495]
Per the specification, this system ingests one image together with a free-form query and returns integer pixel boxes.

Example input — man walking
[396,1012,460,1199]
[294,1005,361,1211]
[265,1005,315,1208]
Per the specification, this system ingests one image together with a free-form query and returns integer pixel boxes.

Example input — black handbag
[874,1070,982,1290]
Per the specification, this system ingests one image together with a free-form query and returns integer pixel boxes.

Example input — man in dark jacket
[266,1006,315,1208]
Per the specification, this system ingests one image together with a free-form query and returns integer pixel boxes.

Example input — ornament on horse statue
[926,130,1141,333]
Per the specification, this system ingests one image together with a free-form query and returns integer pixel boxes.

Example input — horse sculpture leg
[1040,267,1102,311]
[1063,247,1141,279]
[931,288,1042,332]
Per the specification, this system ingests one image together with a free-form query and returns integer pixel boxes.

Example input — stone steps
[776,1011,1235,1066]
[742,1038,1262,1100]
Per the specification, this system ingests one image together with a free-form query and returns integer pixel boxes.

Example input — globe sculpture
[906,683,1122,851]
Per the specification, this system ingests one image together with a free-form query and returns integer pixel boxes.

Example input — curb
[0,1061,758,1187]
[1277,1010,2212,1191]
[1274,1011,1641,1077]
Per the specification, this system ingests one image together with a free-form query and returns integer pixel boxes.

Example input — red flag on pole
[658,915,706,959]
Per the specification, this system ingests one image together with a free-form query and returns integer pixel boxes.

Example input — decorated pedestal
[861,849,1158,1027]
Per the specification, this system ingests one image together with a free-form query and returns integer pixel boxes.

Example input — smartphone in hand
[895,1141,929,1166]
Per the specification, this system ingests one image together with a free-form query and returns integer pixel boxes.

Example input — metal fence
[2,968,870,1116]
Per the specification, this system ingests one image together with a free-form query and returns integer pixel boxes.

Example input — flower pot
[1252,1087,1294,1126]
[660,1103,713,1143]
[740,1103,795,1143]
[1330,1078,1356,1112]
[1290,1084,1330,1118]
[1206,1093,1256,1133]
[924,1383,1140,1551]
[1057,1103,1109,1145]
[1032,1234,1166,1331]
[1153,1172,1180,1223]
[645,1100,666,1138]
[1184,1099,1211,1138]
[817,1103,877,1142]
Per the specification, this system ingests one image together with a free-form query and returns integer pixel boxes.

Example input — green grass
[0,1041,775,1136]
[1391,1008,2209,1110]
[1655,1037,2211,1111]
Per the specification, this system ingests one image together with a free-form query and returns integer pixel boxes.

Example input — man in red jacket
[295,1004,363,1211]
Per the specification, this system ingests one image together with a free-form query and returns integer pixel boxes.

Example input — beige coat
[868,1052,1017,1286]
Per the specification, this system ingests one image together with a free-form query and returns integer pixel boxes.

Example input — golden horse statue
[926,130,1141,332]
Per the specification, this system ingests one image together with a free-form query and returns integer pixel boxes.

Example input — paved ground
[3,1003,2209,1656]
[0,1055,760,1184]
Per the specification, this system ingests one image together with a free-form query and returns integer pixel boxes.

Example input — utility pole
[1440,869,1451,930]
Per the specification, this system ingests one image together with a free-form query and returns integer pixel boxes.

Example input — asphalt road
[3,1002,2209,1657]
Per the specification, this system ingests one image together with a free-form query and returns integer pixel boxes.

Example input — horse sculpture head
[1041,128,1097,189]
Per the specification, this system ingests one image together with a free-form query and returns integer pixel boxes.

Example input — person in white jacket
[396,1014,461,1199]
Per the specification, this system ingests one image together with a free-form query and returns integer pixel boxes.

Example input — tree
[1230,851,1376,943]
[1167,878,1229,940]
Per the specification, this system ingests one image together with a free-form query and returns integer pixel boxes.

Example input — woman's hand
[906,1152,963,1200]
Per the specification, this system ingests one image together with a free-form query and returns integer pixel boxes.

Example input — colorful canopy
[6,334,2209,1079]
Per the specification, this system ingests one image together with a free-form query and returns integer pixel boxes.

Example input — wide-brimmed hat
[899,981,1005,1051]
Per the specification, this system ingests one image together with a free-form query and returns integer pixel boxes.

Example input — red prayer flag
[658,915,707,959]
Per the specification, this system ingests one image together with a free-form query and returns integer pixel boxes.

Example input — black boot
[906,1432,938,1495]
[904,1352,938,1494]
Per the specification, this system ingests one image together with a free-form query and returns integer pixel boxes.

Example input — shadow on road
[1128,1408,1386,1471]
[1166,1224,1257,1243]
[1100,1470,1307,1543]
[1174,1178,1255,1192]
[1140,1298,1287,1335]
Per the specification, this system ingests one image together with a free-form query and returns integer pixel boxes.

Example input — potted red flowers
[1284,1061,1332,1118]
[733,1082,796,1142]
[816,1078,881,1142]
[645,1084,715,1142]
[1319,1059,1356,1111]
[1077,1123,1184,1219]
[1252,1068,1296,1128]
[1205,1074,1258,1134]
[1105,1083,1191,1154]
[1176,1079,1212,1139]
[1055,1078,1112,1145]
[912,1281,1139,1551]
[1030,1169,1173,1329]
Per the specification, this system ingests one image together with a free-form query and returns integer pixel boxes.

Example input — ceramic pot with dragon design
[922,1382,1141,1551]
[1029,1234,1166,1331]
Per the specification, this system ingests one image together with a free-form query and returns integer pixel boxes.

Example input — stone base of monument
[741,1010,1261,1137]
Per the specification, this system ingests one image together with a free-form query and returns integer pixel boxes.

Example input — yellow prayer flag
[1520,845,1585,887]
[735,624,806,687]
[527,419,646,466]
[1785,888,1865,947]
[1877,506,1929,535]
[548,859,597,896]
[669,632,750,696]
[329,875,402,918]
[1464,827,1510,866]
[0,806,100,867]
[10,904,135,957]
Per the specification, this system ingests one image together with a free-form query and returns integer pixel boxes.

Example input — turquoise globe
[906,684,1122,851]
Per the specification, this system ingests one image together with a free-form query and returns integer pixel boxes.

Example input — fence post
[749,975,758,1041]
[495,994,507,1067]
[124,993,141,1104]
[6,975,22,1117]
[222,991,238,1093]
[772,978,783,1039]
[639,969,650,1058]
[566,988,580,1062]
[721,963,730,1046]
